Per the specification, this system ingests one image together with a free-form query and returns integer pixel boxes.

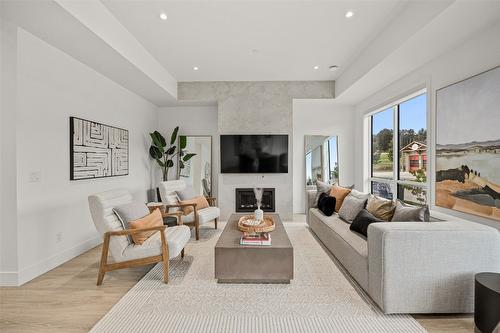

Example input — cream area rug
[91,222,427,333]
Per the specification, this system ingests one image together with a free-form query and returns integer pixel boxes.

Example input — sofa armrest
[306,190,317,224]
[367,221,500,314]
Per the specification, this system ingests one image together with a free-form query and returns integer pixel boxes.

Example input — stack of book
[240,232,272,246]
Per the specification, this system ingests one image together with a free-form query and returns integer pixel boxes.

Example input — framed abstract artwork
[70,117,129,180]
[435,66,500,221]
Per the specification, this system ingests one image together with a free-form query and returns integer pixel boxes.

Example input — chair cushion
[128,209,163,245]
[179,196,210,215]
[122,225,191,261]
[183,206,220,224]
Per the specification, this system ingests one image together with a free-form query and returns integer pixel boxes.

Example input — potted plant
[149,126,196,181]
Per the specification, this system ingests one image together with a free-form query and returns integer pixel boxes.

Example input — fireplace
[235,188,275,213]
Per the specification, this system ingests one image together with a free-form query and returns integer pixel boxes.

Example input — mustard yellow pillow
[366,196,396,221]
[179,195,209,215]
[330,185,352,212]
[128,209,163,245]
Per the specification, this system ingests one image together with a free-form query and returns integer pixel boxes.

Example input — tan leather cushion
[128,209,163,245]
[179,196,210,215]
[366,196,396,221]
[330,185,352,212]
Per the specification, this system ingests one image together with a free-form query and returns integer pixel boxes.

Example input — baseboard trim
[0,271,19,286]
[17,236,102,286]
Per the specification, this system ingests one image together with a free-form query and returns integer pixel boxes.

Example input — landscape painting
[436,66,500,221]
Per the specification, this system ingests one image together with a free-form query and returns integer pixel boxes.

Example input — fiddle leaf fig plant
[149,127,196,181]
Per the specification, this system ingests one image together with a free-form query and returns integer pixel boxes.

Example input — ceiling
[102,0,403,82]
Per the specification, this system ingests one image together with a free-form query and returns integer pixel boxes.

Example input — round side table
[475,272,500,333]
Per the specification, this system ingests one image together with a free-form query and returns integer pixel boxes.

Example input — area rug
[91,222,427,333]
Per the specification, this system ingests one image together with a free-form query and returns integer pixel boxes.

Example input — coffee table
[215,213,293,283]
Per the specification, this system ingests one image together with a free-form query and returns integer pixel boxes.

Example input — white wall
[353,21,500,230]
[1,27,158,285]
[156,106,219,199]
[0,13,20,286]
[292,100,355,214]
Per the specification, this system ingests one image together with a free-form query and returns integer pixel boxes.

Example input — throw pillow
[128,209,163,245]
[313,180,334,207]
[179,195,210,215]
[349,189,371,200]
[338,194,368,223]
[366,195,396,221]
[176,186,196,200]
[330,185,352,212]
[350,209,384,237]
[317,192,336,217]
[391,200,430,222]
[113,201,150,230]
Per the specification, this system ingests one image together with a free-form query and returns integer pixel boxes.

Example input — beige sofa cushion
[366,195,396,221]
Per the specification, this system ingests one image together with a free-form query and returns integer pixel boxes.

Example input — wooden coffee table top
[215,213,292,249]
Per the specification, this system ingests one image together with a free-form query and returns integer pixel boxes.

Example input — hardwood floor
[0,245,474,333]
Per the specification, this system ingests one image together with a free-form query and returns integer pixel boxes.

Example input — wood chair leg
[194,211,200,240]
[97,234,110,286]
[160,230,170,284]
[181,248,185,258]
[214,218,218,229]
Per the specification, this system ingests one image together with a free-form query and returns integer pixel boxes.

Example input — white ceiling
[102,0,403,82]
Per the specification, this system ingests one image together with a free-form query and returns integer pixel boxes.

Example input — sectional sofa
[306,189,500,314]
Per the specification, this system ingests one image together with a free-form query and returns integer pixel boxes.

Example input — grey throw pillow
[313,181,334,207]
[113,201,150,230]
[176,186,196,200]
[349,189,371,200]
[391,200,430,222]
[338,194,368,223]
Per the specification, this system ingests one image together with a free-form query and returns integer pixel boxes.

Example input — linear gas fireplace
[235,188,275,213]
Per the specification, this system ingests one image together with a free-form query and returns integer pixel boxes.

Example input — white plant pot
[254,208,264,221]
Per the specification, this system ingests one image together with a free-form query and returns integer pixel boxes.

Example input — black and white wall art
[70,117,129,180]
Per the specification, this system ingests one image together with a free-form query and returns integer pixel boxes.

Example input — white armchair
[88,189,191,285]
[158,180,220,240]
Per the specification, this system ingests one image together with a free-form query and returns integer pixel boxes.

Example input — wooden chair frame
[97,215,185,286]
[165,197,218,241]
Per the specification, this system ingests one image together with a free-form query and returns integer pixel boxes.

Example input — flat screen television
[220,135,288,173]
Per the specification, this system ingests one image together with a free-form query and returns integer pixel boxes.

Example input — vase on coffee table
[254,187,264,221]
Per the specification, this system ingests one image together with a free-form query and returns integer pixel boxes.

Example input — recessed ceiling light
[329,65,339,71]
[159,13,167,20]
[313,65,319,70]
[345,11,354,18]
[193,66,199,71]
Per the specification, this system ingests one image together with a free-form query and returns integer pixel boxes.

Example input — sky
[436,67,500,145]
[372,94,427,134]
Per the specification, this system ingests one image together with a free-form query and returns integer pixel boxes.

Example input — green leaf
[166,160,174,167]
[183,153,196,161]
[157,159,166,167]
[179,135,187,149]
[166,146,176,155]
[149,146,163,159]
[179,161,185,169]
[150,131,166,148]
[170,126,179,145]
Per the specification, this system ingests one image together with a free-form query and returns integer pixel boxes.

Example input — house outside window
[367,91,428,205]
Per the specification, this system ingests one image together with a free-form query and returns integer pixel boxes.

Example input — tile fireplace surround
[235,188,275,213]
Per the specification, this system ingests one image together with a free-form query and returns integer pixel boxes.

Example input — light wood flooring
[0,244,474,333]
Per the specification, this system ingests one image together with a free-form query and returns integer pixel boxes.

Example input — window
[367,92,428,205]
[327,136,339,184]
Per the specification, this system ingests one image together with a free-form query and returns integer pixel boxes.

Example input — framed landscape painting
[70,117,129,180]
[435,66,500,221]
